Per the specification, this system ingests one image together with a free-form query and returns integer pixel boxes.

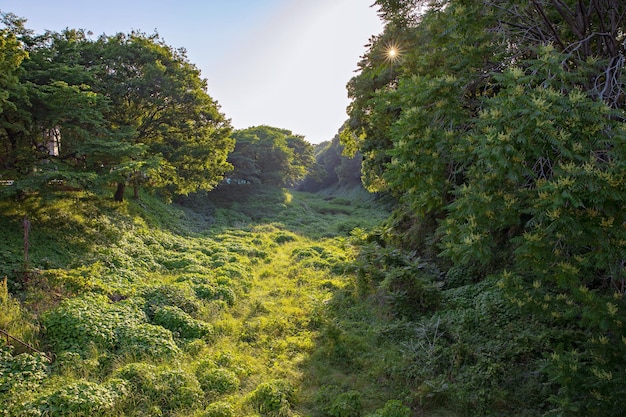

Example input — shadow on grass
[178,184,389,240]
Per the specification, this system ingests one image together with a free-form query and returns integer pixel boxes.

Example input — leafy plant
[141,284,200,317]
[152,305,213,340]
[248,379,295,417]
[37,379,129,417]
[42,294,146,353]
[203,401,235,417]
[196,366,240,396]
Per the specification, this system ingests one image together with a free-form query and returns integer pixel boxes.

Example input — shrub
[368,400,411,417]
[42,295,146,353]
[116,363,202,413]
[273,232,296,244]
[0,277,39,348]
[117,323,181,359]
[204,401,235,417]
[194,284,236,306]
[197,367,240,395]
[316,387,363,417]
[152,305,213,340]
[39,379,129,417]
[380,267,442,319]
[248,379,295,417]
[141,285,199,317]
[0,347,49,394]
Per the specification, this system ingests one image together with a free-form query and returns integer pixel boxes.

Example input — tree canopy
[345,0,626,414]
[0,15,234,200]
[227,125,315,187]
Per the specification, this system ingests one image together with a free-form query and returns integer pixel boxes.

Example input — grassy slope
[0,186,398,416]
[0,186,549,417]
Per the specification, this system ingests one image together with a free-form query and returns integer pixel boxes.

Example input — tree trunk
[133,185,139,199]
[114,182,125,202]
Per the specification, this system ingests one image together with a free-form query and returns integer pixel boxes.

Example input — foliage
[0,347,49,413]
[316,387,363,417]
[345,0,626,414]
[195,364,240,396]
[36,379,129,417]
[367,400,410,417]
[141,284,200,317]
[152,305,213,340]
[0,16,234,201]
[42,294,146,352]
[353,242,442,318]
[248,379,295,417]
[298,135,363,192]
[228,126,315,187]
[203,401,235,417]
[116,362,203,414]
[0,277,39,348]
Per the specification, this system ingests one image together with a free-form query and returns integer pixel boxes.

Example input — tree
[298,135,363,192]
[228,126,315,187]
[0,13,31,184]
[345,0,626,413]
[87,32,233,200]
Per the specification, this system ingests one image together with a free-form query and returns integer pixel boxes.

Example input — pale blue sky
[1,0,383,143]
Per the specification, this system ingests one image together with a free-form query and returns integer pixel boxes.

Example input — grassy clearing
[1,185,549,416]
[0,185,401,416]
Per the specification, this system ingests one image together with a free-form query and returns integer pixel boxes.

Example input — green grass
[0,185,398,416]
[0,185,547,416]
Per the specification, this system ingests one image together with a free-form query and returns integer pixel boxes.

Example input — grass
[0,185,546,416]
[0,185,398,416]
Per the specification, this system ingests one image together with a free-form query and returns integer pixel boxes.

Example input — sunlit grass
[0,185,400,416]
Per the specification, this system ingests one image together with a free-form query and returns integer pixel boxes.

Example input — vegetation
[0,14,233,201]
[0,185,392,417]
[344,0,625,415]
[1,1,625,416]
[298,135,363,193]
[228,125,316,187]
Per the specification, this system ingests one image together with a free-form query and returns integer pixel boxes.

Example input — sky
[1,0,383,144]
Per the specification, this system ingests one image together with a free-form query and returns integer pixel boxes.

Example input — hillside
[0,186,401,416]
[0,185,572,417]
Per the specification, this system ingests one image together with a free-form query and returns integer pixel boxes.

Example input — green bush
[116,363,203,413]
[352,243,442,318]
[369,400,410,417]
[194,284,236,306]
[152,305,213,340]
[316,387,363,417]
[141,285,200,317]
[248,379,295,417]
[272,232,296,244]
[42,294,146,353]
[197,367,240,395]
[117,323,181,359]
[0,347,49,396]
[204,401,235,417]
[38,379,129,417]
[0,277,39,348]
[380,267,442,319]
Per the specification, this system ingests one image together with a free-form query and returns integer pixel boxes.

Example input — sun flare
[383,42,403,63]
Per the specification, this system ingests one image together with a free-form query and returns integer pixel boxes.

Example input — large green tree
[0,13,33,183]
[228,126,315,187]
[346,0,626,413]
[0,18,234,201]
[87,32,234,200]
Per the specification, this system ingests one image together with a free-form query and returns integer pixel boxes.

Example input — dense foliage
[227,125,315,187]
[298,135,363,193]
[2,2,625,416]
[0,13,234,201]
[0,186,390,417]
[345,0,625,415]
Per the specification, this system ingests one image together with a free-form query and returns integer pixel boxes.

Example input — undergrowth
[0,185,556,416]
